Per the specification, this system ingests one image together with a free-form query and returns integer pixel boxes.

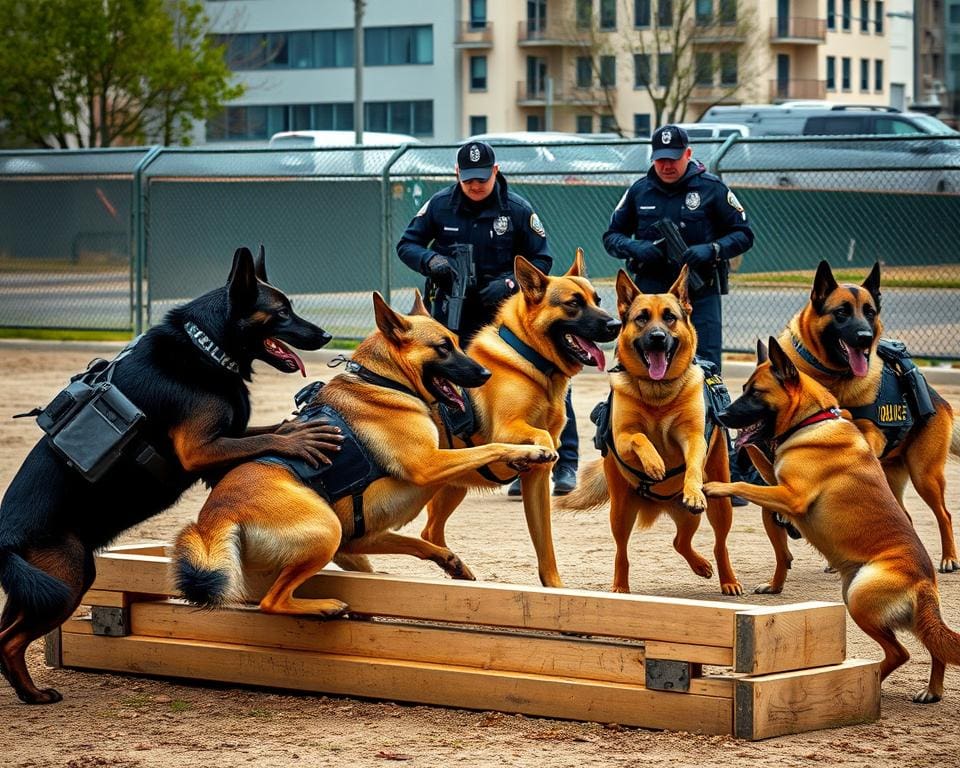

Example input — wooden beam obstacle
[47,542,881,740]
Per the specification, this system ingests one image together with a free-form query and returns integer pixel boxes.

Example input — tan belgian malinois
[705,338,960,703]
[420,250,621,588]
[173,291,556,616]
[557,267,741,595]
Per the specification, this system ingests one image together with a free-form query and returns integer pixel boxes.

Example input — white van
[675,122,750,139]
[268,130,424,175]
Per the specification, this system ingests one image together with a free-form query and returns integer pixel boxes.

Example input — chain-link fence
[1,136,958,357]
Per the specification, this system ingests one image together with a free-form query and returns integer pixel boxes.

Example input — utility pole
[353,0,365,144]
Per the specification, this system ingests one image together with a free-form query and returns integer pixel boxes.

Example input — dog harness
[590,358,731,502]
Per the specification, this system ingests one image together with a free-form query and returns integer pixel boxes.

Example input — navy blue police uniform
[396,140,579,494]
[602,125,753,370]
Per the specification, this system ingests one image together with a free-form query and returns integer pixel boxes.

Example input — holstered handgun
[653,219,706,294]
[445,244,477,332]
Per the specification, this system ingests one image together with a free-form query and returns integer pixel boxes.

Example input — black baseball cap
[650,125,690,161]
[457,141,496,181]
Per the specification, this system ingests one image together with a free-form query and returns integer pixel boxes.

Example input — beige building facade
[457,0,894,137]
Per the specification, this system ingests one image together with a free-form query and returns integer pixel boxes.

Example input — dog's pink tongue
[647,351,668,380]
[848,348,869,377]
[574,336,606,369]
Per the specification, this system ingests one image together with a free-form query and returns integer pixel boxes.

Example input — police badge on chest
[493,216,510,236]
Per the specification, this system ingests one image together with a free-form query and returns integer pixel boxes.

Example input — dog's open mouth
[264,338,306,376]
[562,333,606,368]
[734,421,766,450]
[641,348,674,381]
[430,376,466,411]
[838,340,870,377]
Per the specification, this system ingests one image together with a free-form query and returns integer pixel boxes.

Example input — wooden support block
[81,589,131,608]
[104,541,170,557]
[60,632,734,736]
[645,640,734,667]
[734,602,847,675]
[44,629,61,668]
[734,658,881,740]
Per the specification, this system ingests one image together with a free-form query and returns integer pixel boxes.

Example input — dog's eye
[635,311,649,325]
[277,307,291,320]
[566,296,585,310]
[435,340,453,356]
[864,305,876,320]
[662,311,676,324]
[833,305,850,320]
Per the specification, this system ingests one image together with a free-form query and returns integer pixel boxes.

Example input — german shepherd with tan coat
[420,251,621,588]
[705,338,960,702]
[173,292,557,616]
[558,267,741,596]
[758,261,957,596]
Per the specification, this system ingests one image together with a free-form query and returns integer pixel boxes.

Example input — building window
[577,0,592,28]
[720,51,738,85]
[600,0,616,29]
[469,115,487,135]
[576,114,593,133]
[719,0,737,23]
[634,53,651,86]
[842,0,851,31]
[600,55,616,86]
[826,56,836,90]
[634,113,651,137]
[635,0,651,27]
[658,0,673,26]
[696,0,712,25]
[207,102,356,141]
[827,0,836,30]
[841,56,851,90]
[470,0,487,29]
[695,52,713,85]
[658,52,674,87]
[576,56,593,87]
[470,56,487,90]
[365,26,433,66]
[600,114,618,133]
[860,58,869,91]
[875,1,885,32]
[365,100,433,135]
[860,0,869,32]
[874,59,883,91]
[526,114,543,131]
[951,3,960,23]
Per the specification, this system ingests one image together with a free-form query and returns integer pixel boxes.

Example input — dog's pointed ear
[372,292,411,344]
[811,260,838,314]
[254,243,268,283]
[410,288,430,317]
[615,269,640,320]
[228,246,258,308]
[862,261,881,312]
[668,264,693,315]
[565,247,587,277]
[767,337,799,388]
[756,338,768,363]
[514,255,549,304]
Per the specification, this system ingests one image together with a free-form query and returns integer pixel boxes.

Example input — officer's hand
[626,241,663,273]
[682,243,716,268]
[426,254,453,280]
[478,277,516,307]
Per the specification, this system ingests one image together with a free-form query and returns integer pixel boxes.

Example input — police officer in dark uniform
[602,124,753,369]
[602,124,756,502]
[397,140,580,495]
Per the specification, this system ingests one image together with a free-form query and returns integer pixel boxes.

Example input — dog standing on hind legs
[0,245,340,704]
[558,267,742,596]
[705,338,960,702]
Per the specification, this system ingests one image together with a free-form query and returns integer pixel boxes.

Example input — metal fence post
[380,143,414,305]
[708,133,740,177]
[131,146,164,334]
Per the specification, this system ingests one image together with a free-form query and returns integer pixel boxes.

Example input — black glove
[426,254,453,279]
[625,241,663,274]
[478,276,516,308]
[682,243,717,268]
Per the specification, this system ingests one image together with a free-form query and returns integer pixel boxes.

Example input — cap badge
[470,145,481,163]
[661,130,672,145]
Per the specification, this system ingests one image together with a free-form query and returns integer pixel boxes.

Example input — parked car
[461,131,630,181]
[675,122,750,139]
[268,130,425,175]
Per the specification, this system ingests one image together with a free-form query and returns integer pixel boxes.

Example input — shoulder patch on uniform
[416,200,429,217]
[530,212,546,238]
[727,190,746,220]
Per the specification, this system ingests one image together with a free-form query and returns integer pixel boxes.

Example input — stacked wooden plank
[47,542,880,740]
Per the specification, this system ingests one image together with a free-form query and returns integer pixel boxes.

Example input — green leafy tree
[0,0,243,148]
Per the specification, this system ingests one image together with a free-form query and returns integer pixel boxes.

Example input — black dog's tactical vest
[589,358,731,502]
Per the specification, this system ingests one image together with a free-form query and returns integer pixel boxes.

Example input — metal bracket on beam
[645,658,692,692]
[90,605,129,637]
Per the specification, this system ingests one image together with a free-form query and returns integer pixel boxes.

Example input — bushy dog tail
[950,420,960,460]
[554,459,608,511]
[915,583,960,666]
[172,521,243,608]
[0,546,73,614]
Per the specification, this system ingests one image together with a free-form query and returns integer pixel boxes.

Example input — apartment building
[458,0,893,138]
[201,0,459,143]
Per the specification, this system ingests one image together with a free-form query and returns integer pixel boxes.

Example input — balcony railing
[769,78,827,101]
[691,21,747,43]
[688,84,742,103]
[516,81,614,106]
[770,17,827,43]
[455,20,494,47]
[517,20,591,45]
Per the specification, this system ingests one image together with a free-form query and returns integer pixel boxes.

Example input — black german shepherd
[0,245,340,704]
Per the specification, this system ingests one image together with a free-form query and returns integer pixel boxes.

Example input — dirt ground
[1,341,959,768]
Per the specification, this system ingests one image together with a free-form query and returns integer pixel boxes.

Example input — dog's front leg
[676,430,709,513]
[615,430,665,480]
[703,479,809,519]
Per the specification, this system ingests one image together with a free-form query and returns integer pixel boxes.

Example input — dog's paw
[720,580,743,597]
[441,552,476,581]
[682,486,707,514]
[506,446,556,471]
[21,688,63,705]
[912,687,942,704]
[632,445,665,479]
[939,557,960,573]
[702,481,728,498]
[753,582,784,595]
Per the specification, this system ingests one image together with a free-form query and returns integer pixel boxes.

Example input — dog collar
[497,326,556,376]
[771,407,842,451]
[790,335,850,378]
[183,322,240,374]
[328,354,423,401]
